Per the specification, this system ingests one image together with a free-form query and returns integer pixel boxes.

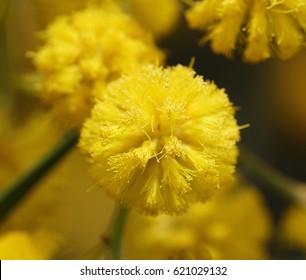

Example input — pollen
[79,64,240,214]
[186,0,306,63]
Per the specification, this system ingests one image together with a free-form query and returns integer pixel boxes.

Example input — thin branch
[83,205,129,260]
[110,206,129,260]
[238,145,306,206]
[0,129,79,221]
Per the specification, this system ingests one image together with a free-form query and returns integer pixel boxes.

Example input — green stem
[0,129,79,221]
[110,206,129,260]
[81,205,129,260]
[238,145,302,204]
[81,242,107,260]
[103,206,128,260]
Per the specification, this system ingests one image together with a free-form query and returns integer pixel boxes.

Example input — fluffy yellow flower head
[80,64,240,214]
[280,205,306,251]
[0,229,62,260]
[186,0,306,63]
[30,3,164,127]
[123,185,272,259]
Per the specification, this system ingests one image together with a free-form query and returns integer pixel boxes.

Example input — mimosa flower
[123,185,272,259]
[280,205,306,251]
[186,0,306,63]
[0,229,63,260]
[80,64,240,214]
[30,3,164,127]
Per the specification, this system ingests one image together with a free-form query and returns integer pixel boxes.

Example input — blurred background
[1,0,306,259]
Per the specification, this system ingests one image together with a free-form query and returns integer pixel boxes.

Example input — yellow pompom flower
[123,185,272,259]
[30,3,164,127]
[280,205,306,251]
[186,0,306,63]
[80,64,240,214]
[0,229,63,260]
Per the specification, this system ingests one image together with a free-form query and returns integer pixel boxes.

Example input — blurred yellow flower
[280,205,306,251]
[30,2,164,127]
[123,184,272,259]
[0,229,63,260]
[127,0,182,39]
[186,0,306,62]
[80,64,240,214]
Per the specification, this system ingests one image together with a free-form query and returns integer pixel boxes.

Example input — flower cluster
[123,185,272,259]
[0,229,62,260]
[186,0,306,62]
[280,206,306,251]
[30,2,164,127]
[80,64,240,214]
[3,0,305,261]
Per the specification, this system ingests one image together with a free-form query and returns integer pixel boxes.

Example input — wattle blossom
[30,3,164,127]
[186,0,306,62]
[80,64,240,214]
